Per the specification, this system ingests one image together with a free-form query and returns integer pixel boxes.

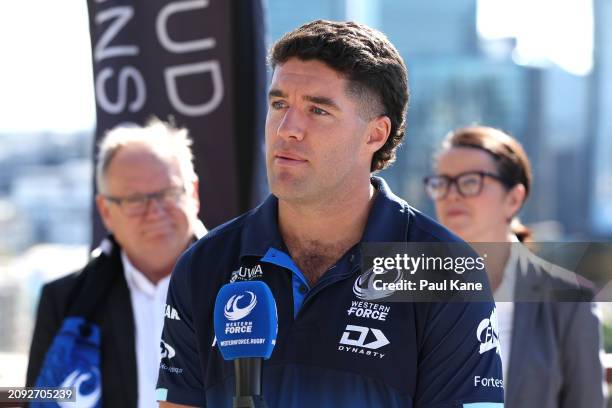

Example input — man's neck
[278,180,376,285]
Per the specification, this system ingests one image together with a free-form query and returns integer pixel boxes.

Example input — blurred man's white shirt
[122,251,170,408]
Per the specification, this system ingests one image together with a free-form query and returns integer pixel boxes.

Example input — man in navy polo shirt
[157,20,504,408]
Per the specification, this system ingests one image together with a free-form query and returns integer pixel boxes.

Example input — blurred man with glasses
[26,118,206,408]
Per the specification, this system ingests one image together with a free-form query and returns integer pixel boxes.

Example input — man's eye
[125,196,147,204]
[311,106,329,115]
[271,100,286,109]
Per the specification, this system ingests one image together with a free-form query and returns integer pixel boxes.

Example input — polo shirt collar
[361,176,410,243]
[239,176,411,259]
[240,194,284,258]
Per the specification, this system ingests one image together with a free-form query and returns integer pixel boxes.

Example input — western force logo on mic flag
[214,281,278,360]
[224,291,257,320]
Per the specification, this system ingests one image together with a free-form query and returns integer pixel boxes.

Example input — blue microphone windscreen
[213,281,278,360]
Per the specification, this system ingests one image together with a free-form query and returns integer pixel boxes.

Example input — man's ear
[366,115,391,154]
[190,178,200,214]
[96,194,114,232]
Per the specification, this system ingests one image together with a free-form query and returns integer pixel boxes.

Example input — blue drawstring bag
[31,317,102,408]
[30,238,120,408]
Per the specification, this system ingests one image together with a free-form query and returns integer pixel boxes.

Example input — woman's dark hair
[442,126,533,242]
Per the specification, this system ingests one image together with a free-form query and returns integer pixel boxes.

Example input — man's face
[265,58,381,204]
[96,144,199,278]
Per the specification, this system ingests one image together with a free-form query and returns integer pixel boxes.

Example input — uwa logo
[230,264,264,282]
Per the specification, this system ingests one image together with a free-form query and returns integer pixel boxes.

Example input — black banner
[86,0,267,245]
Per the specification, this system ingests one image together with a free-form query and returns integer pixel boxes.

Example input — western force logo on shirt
[476,308,500,355]
[353,268,402,301]
[230,264,264,282]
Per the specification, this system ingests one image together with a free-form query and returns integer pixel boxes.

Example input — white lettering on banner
[95,67,146,114]
[158,0,224,117]
[156,0,216,53]
[164,61,224,116]
[92,3,146,115]
[92,0,224,118]
[94,6,139,62]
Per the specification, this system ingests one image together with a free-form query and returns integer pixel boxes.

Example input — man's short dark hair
[269,19,409,171]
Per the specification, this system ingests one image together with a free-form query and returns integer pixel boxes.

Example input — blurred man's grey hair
[95,118,197,194]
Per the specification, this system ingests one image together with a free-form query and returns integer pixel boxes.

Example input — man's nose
[276,108,305,141]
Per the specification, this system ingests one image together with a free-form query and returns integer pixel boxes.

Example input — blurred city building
[265,0,604,240]
[591,0,612,237]
[0,131,92,251]
[0,131,92,384]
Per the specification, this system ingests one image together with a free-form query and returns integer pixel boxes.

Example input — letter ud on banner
[86,0,266,245]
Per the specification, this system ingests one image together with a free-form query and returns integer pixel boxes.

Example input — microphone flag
[213,281,278,360]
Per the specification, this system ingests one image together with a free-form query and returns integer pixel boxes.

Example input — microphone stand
[233,358,268,408]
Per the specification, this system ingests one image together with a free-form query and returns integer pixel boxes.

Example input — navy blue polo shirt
[157,177,504,407]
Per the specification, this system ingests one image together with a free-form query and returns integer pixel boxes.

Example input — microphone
[214,281,278,408]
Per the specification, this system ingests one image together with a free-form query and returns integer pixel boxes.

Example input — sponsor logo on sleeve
[160,340,176,359]
[164,304,181,320]
[477,308,500,355]
[474,375,504,388]
[159,340,184,375]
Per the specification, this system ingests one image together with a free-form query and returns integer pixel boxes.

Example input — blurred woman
[424,126,606,408]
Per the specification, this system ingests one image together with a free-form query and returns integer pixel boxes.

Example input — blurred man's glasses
[103,186,186,217]
[423,171,506,201]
